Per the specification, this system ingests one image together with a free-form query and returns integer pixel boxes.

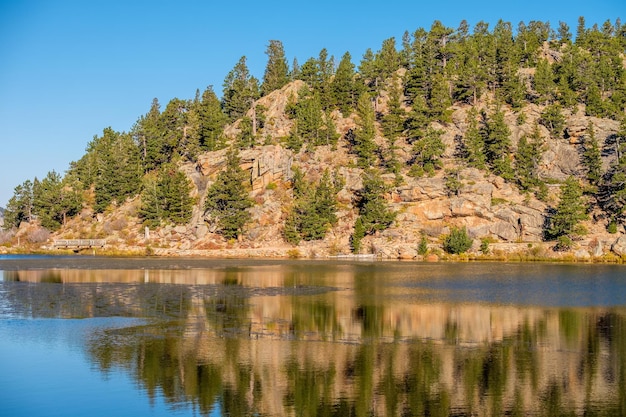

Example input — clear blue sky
[0,0,623,207]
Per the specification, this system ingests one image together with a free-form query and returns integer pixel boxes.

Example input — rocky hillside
[31,78,623,261]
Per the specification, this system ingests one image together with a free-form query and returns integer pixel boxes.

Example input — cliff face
[47,77,623,260]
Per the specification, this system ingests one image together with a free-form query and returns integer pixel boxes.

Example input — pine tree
[359,48,382,96]
[204,150,254,239]
[405,94,430,144]
[138,173,161,228]
[485,107,514,180]
[195,86,227,151]
[471,21,496,92]
[261,40,289,96]
[320,110,340,148]
[222,56,260,122]
[160,167,195,225]
[400,30,413,68]
[516,21,550,67]
[286,86,325,151]
[351,169,396,253]
[92,128,142,213]
[425,20,454,72]
[454,36,487,105]
[297,49,334,110]
[139,164,195,227]
[557,21,572,44]
[374,37,400,81]
[331,52,358,115]
[381,76,406,173]
[428,73,452,123]
[237,116,255,149]
[493,20,518,93]
[283,169,339,244]
[132,97,192,171]
[539,103,566,138]
[352,92,378,168]
[576,16,588,47]
[585,83,605,117]
[515,123,544,191]
[555,63,577,108]
[403,28,428,102]
[445,168,462,196]
[464,108,486,169]
[502,70,526,111]
[599,118,626,223]
[158,98,191,161]
[582,122,602,186]
[350,217,366,253]
[33,171,82,231]
[139,164,194,227]
[409,127,446,177]
[316,48,335,110]
[3,180,34,229]
[548,176,588,241]
[133,98,162,172]
[290,57,300,80]
[534,59,556,104]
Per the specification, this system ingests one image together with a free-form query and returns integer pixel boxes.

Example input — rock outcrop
[197,145,294,191]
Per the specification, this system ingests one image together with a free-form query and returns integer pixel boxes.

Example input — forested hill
[2,17,626,259]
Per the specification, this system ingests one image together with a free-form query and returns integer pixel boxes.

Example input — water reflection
[1,262,626,416]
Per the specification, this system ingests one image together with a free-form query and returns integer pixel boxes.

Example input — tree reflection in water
[2,262,626,416]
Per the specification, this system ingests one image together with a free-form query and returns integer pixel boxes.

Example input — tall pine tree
[485,106,514,180]
[261,40,289,96]
[204,150,254,239]
[582,121,602,186]
[515,123,544,191]
[352,92,378,168]
[331,52,358,115]
[222,56,260,122]
[350,169,396,253]
[547,176,588,242]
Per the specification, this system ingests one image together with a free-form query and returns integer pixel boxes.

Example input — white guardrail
[53,239,106,248]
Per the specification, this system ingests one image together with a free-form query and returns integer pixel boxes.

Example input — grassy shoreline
[1,244,625,264]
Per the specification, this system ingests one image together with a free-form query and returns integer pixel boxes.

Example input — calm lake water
[1,256,626,416]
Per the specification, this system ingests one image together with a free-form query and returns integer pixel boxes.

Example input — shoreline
[1,244,625,265]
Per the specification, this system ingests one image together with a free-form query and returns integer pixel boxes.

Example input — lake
[1,256,625,416]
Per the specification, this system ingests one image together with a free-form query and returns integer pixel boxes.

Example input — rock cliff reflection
[2,262,626,416]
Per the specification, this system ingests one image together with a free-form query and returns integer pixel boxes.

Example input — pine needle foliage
[204,150,254,240]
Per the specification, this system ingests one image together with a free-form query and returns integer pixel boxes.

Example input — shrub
[0,230,13,245]
[443,227,473,254]
[555,235,573,251]
[417,233,429,255]
[491,198,508,206]
[608,221,618,234]
[480,238,490,254]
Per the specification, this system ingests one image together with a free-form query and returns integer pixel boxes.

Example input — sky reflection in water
[1,259,625,416]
